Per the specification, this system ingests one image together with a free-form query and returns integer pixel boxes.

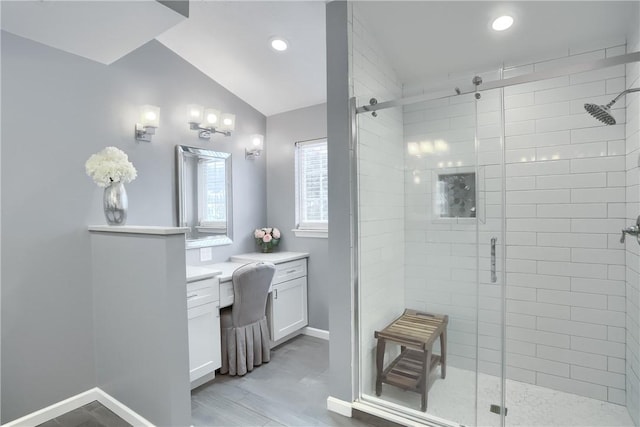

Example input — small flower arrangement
[254,227,281,253]
[85,146,137,188]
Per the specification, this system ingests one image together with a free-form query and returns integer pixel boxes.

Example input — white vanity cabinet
[230,252,309,345]
[186,276,221,389]
[269,259,308,341]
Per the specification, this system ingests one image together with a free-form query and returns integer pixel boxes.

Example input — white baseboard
[3,388,154,427]
[94,388,154,427]
[2,389,99,427]
[327,396,353,417]
[303,326,330,340]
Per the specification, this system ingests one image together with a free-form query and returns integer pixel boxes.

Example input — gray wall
[326,1,356,402]
[91,232,190,426]
[1,31,266,423]
[266,103,329,331]
[2,31,100,422]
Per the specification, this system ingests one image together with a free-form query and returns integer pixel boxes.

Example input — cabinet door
[270,276,308,341]
[188,302,221,383]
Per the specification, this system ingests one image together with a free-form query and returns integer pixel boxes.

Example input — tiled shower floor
[368,365,633,426]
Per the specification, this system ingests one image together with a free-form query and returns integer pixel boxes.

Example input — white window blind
[197,158,227,228]
[295,138,328,233]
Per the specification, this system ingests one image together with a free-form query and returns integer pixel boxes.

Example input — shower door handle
[491,237,497,283]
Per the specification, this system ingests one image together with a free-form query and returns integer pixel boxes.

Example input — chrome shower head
[584,103,616,125]
[584,87,640,126]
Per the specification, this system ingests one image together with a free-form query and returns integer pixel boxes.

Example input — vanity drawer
[186,277,219,309]
[273,259,307,285]
[219,280,234,308]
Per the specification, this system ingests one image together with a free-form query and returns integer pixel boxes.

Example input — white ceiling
[155,1,638,115]
[156,1,326,117]
[2,1,638,117]
[356,1,640,85]
[0,0,186,65]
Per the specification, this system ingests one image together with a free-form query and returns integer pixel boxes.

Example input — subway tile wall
[626,28,640,426]
[349,4,406,396]
[404,45,630,405]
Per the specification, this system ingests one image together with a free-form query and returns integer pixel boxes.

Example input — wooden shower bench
[374,309,448,411]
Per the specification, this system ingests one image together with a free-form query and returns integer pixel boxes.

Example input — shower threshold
[363,366,633,427]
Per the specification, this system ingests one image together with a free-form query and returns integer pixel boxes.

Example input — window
[197,158,227,231]
[294,138,328,238]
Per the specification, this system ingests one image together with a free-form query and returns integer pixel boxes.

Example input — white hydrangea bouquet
[85,146,137,188]
[254,227,281,253]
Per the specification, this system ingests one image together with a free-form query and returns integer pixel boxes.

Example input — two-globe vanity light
[135,104,160,142]
[187,104,236,140]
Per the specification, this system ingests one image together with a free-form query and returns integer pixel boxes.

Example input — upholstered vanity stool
[220,262,276,376]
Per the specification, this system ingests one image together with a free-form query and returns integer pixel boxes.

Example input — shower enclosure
[355,81,508,426]
[350,10,640,425]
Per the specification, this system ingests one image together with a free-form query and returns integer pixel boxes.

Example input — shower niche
[432,167,485,222]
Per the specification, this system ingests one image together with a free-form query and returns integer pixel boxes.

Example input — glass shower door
[474,87,506,427]
[356,83,506,427]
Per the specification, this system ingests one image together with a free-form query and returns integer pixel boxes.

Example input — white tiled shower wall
[403,77,505,410]
[349,4,406,396]
[626,27,640,426]
[404,44,631,405]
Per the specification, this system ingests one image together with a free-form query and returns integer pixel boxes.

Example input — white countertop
[186,265,222,282]
[89,225,189,235]
[186,252,309,283]
[207,262,249,282]
[185,262,247,283]
[230,251,309,264]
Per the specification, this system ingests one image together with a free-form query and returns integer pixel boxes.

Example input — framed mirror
[176,145,233,248]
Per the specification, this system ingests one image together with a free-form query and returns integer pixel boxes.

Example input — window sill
[292,228,328,239]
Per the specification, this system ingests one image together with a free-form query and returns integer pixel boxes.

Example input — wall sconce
[135,104,160,142]
[245,134,264,159]
[187,104,235,140]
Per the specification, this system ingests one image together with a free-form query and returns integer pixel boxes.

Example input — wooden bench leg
[421,349,431,411]
[440,329,447,379]
[375,338,386,396]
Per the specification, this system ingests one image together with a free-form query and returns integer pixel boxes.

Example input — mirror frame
[176,145,233,248]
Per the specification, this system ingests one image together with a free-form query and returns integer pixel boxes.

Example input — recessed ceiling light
[492,15,514,31]
[270,38,288,52]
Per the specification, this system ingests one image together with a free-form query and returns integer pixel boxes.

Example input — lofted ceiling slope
[156,1,326,117]
[0,0,186,65]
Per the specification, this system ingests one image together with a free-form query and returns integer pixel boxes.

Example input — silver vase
[103,181,128,225]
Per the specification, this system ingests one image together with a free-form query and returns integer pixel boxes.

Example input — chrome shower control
[490,237,497,283]
[621,215,640,244]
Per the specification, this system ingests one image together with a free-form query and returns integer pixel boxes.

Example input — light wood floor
[191,335,382,427]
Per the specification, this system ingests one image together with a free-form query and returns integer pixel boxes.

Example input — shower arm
[608,87,640,107]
